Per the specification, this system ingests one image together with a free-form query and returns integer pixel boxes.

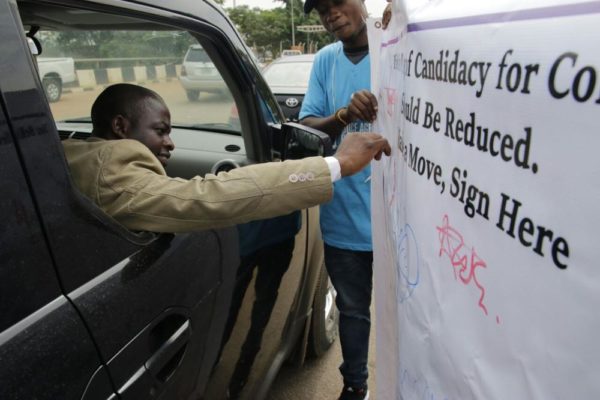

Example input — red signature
[384,87,398,117]
[436,214,491,318]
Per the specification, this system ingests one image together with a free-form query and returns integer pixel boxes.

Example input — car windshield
[41,30,239,134]
[263,61,312,87]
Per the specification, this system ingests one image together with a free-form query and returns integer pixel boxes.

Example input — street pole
[291,0,295,47]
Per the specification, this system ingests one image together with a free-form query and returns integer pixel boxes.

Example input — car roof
[19,1,167,30]
[270,54,315,64]
[262,54,315,94]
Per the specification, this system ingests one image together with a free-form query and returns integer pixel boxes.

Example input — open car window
[38,29,241,135]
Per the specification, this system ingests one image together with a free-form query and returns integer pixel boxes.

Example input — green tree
[42,30,194,68]
[226,1,333,58]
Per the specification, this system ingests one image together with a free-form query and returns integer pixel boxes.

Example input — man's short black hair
[91,83,164,136]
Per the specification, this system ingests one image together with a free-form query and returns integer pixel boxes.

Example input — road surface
[269,304,377,400]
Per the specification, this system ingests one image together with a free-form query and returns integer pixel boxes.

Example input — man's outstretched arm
[74,133,390,233]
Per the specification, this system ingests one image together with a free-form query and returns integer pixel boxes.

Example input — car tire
[186,89,200,101]
[307,263,338,358]
[43,77,62,103]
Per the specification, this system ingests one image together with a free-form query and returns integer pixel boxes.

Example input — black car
[262,54,315,122]
[0,1,337,399]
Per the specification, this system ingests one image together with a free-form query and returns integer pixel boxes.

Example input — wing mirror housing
[26,26,42,55]
[280,122,333,160]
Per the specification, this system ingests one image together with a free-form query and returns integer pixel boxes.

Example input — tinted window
[0,95,60,331]
[186,47,211,62]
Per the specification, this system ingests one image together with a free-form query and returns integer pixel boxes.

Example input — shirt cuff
[324,156,341,182]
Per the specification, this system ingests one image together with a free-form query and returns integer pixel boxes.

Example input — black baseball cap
[304,0,318,14]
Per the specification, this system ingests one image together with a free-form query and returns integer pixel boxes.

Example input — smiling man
[299,1,380,399]
[62,83,391,233]
[89,84,174,167]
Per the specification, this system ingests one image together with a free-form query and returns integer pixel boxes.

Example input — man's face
[315,0,367,43]
[126,98,174,167]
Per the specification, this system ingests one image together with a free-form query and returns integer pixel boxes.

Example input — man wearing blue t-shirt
[300,1,379,399]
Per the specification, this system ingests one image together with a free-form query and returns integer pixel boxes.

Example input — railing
[72,58,182,88]
[74,56,181,70]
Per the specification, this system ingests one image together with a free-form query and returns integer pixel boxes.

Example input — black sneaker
[338,386,369,400]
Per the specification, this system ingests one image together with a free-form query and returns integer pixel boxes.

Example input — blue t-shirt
[300,41,372,251]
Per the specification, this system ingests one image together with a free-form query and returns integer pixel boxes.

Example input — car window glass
[263,61,312,87]
[38,30,241,135]
[185,47,211,62]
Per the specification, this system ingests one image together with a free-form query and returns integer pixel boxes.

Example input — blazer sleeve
[97,141,333,233]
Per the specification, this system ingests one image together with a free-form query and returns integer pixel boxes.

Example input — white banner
[369,1,600,399]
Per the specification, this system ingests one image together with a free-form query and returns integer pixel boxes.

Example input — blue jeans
[325,244,373,389]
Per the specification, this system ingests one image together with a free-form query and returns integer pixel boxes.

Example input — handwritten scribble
[398,365,449,400]
[436,214,489,317]
[382,160,421,303]
[384,157,398,208]
[396,224,420,302]
[384,87,398,117]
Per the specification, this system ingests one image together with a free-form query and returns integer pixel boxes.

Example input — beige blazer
[62,137,332,232]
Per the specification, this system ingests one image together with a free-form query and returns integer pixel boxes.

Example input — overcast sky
[221,0,387,19]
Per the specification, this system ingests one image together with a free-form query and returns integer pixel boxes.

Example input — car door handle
[115,315,192,399]
[145,319,191,382]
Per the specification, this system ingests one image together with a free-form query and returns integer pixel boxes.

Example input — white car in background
[179,44,228,101]
[37,57,77,102]
[262,54,315,122]
[281,49,302,57]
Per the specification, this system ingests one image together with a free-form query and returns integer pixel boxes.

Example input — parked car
[36,56,77,102]
[179,44,228,101]
[262,54,315,122]
[1,1,337,399]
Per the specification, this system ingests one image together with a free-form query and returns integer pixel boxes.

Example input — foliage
[40,0,332,64]
[41,31,194,64]
[226,0,333,59]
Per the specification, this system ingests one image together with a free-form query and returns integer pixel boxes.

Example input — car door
[0,5,114,399]
[4,1,239,399]
[0,104,115,400]
[0,91,115,400]
[12,0,327,399]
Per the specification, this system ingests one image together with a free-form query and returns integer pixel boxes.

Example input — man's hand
[343,90,378,123]
[335,132,391,177]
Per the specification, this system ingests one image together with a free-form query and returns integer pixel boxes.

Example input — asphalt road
[268,305,377,400]
[51,80,234,125]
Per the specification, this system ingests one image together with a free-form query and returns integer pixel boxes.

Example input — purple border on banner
[381,36,401,47]
[407,1,600,32]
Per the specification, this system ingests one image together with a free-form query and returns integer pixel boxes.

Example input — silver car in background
[179,44,227,101]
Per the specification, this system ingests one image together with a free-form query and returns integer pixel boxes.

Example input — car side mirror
[26,26,42,56]
[281,122,333,160]
[27,37,40,55]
